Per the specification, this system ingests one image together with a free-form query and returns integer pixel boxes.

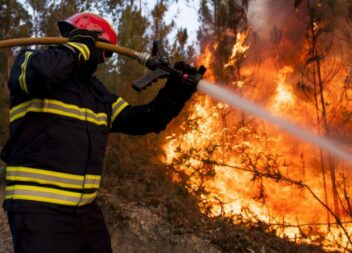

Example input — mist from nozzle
[197,80,352,163]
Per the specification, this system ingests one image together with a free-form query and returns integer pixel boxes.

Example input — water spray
[1,37,351,163]
[198,80,352,163]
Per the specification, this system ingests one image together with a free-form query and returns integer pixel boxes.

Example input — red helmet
[58,12,118,45]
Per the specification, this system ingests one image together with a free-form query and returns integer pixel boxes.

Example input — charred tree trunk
[307,1,340,221]
[312,31,340,221]
[310,34,331,226]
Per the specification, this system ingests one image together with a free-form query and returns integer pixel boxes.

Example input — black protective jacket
[2,46,186,212]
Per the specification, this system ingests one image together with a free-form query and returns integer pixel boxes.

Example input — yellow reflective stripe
[24,107,105,125]
[85,174,101,180]
[5,185,97,206]
[13,185,79,197]
[10,99,107,120]
[112,98,123,108]
[10,99,107,126]
[6,167,101,190]
[83,179,100,188]
[6,194,79,206]
[84,184,100,188]
[19,51,33,93]
[111,98,129,122]
[44,99,106,117]
[5,176,99,190]
[112,103,128,122]
[5,185,96,198]
[6,167,83,180]
[66,42,90,60]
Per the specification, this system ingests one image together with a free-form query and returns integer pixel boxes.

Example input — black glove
[67,29,104,76]
[164,61,206,104]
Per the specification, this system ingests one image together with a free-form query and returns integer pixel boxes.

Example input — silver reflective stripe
[10,99,107,126]
[84,178,101,188]
[7,170,83,188]
[6,167,101,190]
[112,99,126,112]
[5,185,97,206]
[111,98,128,122]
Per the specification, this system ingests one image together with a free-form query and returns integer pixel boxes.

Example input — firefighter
[2,12,199,253]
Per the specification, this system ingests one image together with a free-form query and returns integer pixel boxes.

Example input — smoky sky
[247,0,307,63]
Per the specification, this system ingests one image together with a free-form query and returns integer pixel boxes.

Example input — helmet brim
[58,21,76,37]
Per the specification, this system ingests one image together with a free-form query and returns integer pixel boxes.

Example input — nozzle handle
[132,68,169,92]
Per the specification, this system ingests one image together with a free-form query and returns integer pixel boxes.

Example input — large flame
[162,2,352,251]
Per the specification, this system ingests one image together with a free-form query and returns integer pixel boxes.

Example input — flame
[200,43,218,82]
[271,66,295,112]
[224,30,250,69]
[162,21,352,251]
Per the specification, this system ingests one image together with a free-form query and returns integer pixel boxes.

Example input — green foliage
[96,4,151,102]
[170,28,196,63]
[0,0,32,38]
[115,4,149,82]
[199,0,213,26]
[41,1,79,37]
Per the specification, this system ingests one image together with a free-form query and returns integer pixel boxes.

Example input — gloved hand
[163,61,206,104]
[68,29,100,60]
[175,61,200,90]
[67,29,104,76]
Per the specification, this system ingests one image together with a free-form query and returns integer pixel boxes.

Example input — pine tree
[97,3,149,102]
[26,0,47,38]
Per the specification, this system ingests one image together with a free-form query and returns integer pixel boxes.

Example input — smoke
[247,0,306,61]
[248,0,294,39]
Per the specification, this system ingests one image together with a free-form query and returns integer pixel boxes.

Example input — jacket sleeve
[110,85,187,135]
[8,46,76,95]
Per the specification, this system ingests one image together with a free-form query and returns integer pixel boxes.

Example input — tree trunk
[3,0,13,91]
[309,6,340,220]
[305,0,339,222]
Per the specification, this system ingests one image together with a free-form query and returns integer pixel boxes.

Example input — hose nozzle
[135,52,151,66]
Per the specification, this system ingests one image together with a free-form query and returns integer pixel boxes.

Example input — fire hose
[0,37,143,63]
[1,37,352,163]
[0,37,206,91]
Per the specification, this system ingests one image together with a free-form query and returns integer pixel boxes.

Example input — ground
[0,188,221,253]
[0,174,328,253]
[0,190,13,253]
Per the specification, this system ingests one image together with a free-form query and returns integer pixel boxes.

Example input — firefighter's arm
[8,48,77,95]
[9,30,100,95]
[110,71,197,135]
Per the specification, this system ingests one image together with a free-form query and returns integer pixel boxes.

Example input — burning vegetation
[162,0,352,251]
